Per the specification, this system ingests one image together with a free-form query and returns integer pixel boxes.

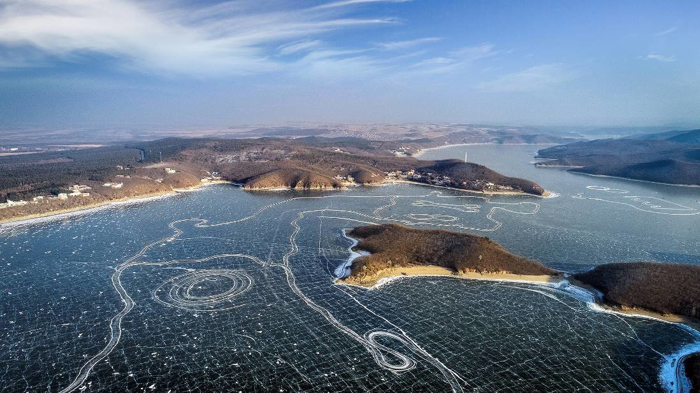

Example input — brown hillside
[574,262,700,320]
[345,224,556,282]
[416,160,546,195]
[243,169,342,190]
[352,169,385,185]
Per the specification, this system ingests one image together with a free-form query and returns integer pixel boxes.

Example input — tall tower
[464,152,468,163]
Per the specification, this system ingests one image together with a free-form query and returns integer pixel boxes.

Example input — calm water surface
[1,144,699,392]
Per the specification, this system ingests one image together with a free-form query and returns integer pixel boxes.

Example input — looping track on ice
[575,185,700,216]
[58,189,541,393]
[54,186,700,393]
[152,269,253,312]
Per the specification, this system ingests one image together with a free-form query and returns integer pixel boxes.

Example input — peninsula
[1,137,546,223]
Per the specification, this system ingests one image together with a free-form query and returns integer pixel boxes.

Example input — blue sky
[1,0,698,128]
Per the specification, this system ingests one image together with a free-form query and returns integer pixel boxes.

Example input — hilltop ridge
[537,129,700,185]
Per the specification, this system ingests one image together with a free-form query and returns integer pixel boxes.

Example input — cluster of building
[388,148,410,157]
[0,199,28,209]
[0,184,92,209]
[153,168,178,183]
[67,184,91,197]
[385,170,415,179]
[102,182,123,189]
[334,174,356,183]
[200,171,222,183]
[385,170,515,192]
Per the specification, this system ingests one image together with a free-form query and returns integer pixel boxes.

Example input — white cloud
[278,40,322,56]
[407,43,500,74]
[377,37,440,51]
[656,26,678,36]
[289,47,386,80]
[448,44,501,63]
[313,0,411,10]
[0,0,398,76]
[645,53,676,62]
[477,63,573,93]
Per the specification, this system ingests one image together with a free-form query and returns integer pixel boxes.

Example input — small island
[340,224,558,286]
[340,225,700,390]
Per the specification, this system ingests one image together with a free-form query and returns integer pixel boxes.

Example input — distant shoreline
[413,142,559,158]
[0,182,225,228]
[0,178,543,227]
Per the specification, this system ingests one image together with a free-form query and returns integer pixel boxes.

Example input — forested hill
[1,136,546,212]
[344,224,557,284]
[536,129,700,185]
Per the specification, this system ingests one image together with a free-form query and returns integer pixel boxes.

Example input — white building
[70,184,92,192]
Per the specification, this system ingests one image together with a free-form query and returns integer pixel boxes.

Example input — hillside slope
[537,132,700,185]
[574,262,700,319]
[344,224,556,284]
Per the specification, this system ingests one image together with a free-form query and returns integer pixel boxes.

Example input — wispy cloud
[656,26,679,36]
[477,63,573,93]
[313,0,411,10]
[449,44,503,62]
[377,37,441,51]
[408,43,501,74]
[288,48,387,81]
[0,0,399,76]
[278,40,322,56]
[644,53,676,62]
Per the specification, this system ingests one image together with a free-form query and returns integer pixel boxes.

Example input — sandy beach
[340,265,698,330]
[338,264,562,288]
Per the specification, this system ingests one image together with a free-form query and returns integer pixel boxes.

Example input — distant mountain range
[536,129,700,186]
[625,129,700,144]
[0,123,580,147]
